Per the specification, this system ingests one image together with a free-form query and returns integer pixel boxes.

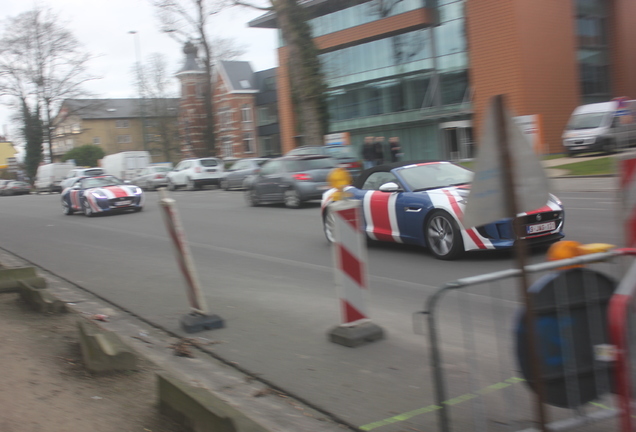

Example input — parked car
[61,175,144,217]
[0,179,11,193]
[35,162,76,193]
[0,181,31,196]
[286,145,362,178]
[131,166,172,190]
[220,158,269,191]
[60,167,105,190]
[167,158,224,191]
[101,151,151,181]
[321,161,565,260]
[245,155,337,208]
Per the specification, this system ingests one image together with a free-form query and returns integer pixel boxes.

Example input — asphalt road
[0,177,622,431]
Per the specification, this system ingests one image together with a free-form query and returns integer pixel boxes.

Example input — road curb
[0,266,46,293]
[77,319,138,373]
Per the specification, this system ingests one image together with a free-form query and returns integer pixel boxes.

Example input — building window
[221,136,233,158]
[93,137,101,145]
[72,123,81,133]
[116,120,129,128]
[257,104,278,126]
[576,0,610,102]
[243,132,254,153]
[219,106,232,130]
[263,76,276,91]
[117,135,132,144]
[65,139,73,151]
[241,104,252,123]
[195,83,204,99]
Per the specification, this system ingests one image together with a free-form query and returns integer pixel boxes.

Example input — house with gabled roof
[213,60,260,159]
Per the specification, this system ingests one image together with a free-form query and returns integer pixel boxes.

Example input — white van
[35,162,77,193]
[100,151,151,181]
[562,99,636,156]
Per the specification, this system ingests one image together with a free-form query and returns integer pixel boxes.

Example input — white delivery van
[35,161,77,193]
[100,151,151,181]
[562,99,636,156]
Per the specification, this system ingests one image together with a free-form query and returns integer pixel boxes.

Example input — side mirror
[379,182,400,193]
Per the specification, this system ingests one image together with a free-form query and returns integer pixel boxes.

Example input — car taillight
[253,168,261,174]
[195,166,201,173]
[155,174,165,179]
[293,173,312,181]
[347,161,361,169]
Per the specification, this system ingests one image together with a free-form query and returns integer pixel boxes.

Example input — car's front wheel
[220,178,229,191]
[284,188,301,209]
[323,207,336,243]
[82,198,94,218]
[246,188,260,207]
[62,199,73,215]
[167,178,176,191]
[425,210,464,260]
[186,177,197,191]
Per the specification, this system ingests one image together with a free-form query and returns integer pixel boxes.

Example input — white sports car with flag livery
[321,161,564,260]
[61,175,144,217]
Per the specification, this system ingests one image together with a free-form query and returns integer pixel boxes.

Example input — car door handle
[405,207,422,213]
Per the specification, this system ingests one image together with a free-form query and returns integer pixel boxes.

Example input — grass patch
[550,156,615,176]
[542,154,566,161]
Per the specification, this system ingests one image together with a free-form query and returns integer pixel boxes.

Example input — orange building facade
[252,0,636,158]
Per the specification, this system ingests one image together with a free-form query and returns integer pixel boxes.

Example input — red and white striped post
[158,188,224,333]
[328,198,384,347]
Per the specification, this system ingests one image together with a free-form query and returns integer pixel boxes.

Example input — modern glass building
[250,0,636,159]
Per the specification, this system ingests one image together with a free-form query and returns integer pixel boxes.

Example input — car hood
[87,185,139,198]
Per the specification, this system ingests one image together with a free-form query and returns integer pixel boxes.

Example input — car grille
[109,196,133,208]
[475,210,563,240]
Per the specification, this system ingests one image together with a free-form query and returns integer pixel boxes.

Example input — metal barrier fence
[418,249,636,432]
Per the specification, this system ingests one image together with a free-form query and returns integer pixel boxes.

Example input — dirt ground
[0,292,186,432]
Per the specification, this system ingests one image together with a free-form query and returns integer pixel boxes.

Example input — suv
[285,145,361,179]
[167,158,224,191]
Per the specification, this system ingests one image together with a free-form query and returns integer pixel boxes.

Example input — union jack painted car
[321,161,564,260]
[61,175,144,217]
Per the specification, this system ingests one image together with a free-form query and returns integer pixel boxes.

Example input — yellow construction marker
[547,241,615,269]
[327,167,352,201]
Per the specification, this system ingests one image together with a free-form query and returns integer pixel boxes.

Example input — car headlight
[133,187,143,195]
[92,191,107,199]
[549,193,562,206]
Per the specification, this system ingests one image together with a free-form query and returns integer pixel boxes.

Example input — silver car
[131,166,171,190]
[245,155,336,208]
[220,158,269,191]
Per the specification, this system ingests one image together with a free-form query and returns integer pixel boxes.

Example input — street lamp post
[128,30,148,152]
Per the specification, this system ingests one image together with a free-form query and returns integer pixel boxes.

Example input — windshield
[398,162,473,191]
[200,159,218,167]
[84,169,104,176]
[324,146,356,158]
[567,112,608,130]
[286,158,335,172]
[152,166,171,173]
[82,176,124,189]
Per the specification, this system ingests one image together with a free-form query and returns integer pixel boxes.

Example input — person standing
[389,137,401,162]
[362,136,375,170]
[374,137,385,166]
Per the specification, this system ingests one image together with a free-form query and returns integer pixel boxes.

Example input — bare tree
[152,0,227,157]
[133,53,181,163]
[233,0,328,147]
[0,6,97,162]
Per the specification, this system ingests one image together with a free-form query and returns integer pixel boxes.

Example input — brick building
[249,0,636,158]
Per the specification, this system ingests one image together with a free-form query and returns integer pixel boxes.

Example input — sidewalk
[0,291,185,432]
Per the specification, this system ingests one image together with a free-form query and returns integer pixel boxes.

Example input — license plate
[115,200,132,206]
[571,146,584,150]
[317,185,330,190]
[526,221,556,234]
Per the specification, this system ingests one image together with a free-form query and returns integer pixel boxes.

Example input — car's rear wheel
[82,198,94,218]
[323,207,336,243]
[284,189,301,209]
[62,199,74,215]
[246,188,260,206]
[167,179,176,191]
[220,178,229,191]
[425,210,464,260]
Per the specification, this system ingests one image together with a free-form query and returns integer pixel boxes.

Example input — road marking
[359,377,525,431]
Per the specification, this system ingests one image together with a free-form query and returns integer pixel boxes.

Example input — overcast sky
[0,0,278,144]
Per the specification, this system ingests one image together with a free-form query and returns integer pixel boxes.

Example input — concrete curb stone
[18,279,66,314]
[77,319,138,373]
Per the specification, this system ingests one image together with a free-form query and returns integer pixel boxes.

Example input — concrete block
[18,280,65,313]
[328,321,385,347]
[158,372,271,432]
[0,267,46,293]
[180,312,225,333]
[77,320,138,373]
